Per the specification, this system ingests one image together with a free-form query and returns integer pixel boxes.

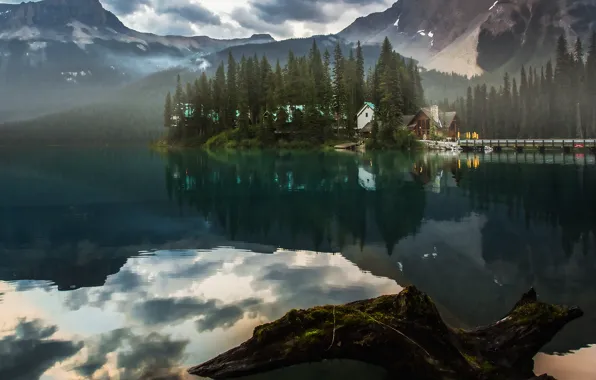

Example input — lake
[0,148,595,380]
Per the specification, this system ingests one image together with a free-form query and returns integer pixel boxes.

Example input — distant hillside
[204,35,385,72]
[0,68,202,144]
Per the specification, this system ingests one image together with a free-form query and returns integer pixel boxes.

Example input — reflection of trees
[165,151,428,255]
[455,160,596,353]
[457,161,596,257]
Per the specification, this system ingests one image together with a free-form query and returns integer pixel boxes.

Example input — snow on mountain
[0,0,274,87]
[339,0,596,77]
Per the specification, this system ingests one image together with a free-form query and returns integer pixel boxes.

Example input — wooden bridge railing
[459,139,596,148]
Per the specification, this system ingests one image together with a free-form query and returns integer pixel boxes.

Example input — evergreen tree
[465,86,473,133]
[332,42,346,133]
[555,34,573,136]
[355,41,366,110]
[226,52,238,128]
[173,74,185,137]
[321,50,333,117]
[237,56,250,138]
[164,91,173,128]
[587,33,596,136]
[511,78,519,137]
[213,62,226,131]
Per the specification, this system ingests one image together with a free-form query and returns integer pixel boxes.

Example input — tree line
[163,37,425,147]
[446,34,596,139]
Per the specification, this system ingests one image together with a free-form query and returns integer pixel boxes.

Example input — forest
[444,34,596,139]
[163,38,425,149]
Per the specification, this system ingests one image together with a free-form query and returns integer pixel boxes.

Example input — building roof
[442,112,457,128]
[357,102,375,117]
[401,115,415,127]
[413,107,457,129]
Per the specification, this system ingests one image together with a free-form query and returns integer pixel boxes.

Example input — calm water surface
[0,148,595,380]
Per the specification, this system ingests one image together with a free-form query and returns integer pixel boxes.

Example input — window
[365,112,368,118]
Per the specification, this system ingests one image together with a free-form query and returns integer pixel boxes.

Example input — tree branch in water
[189,286,582,380]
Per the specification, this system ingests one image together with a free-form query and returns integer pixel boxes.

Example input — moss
[461,352,495,373]
[509,302,567,324]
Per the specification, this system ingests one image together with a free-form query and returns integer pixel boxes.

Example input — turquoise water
[0,148,594,379]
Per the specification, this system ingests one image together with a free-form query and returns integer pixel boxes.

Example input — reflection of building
[358,165,375,191]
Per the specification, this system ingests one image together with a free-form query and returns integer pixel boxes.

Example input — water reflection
[0,249,399,379]
[0,148,595,379]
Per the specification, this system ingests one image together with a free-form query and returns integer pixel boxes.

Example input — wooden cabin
[405,106,459,140]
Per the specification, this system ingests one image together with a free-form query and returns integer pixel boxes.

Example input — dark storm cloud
[195,298,262,332]
[132,295,263,331]
[74,328,131,378]
[103,0,151,15]
[73,328,189,380]
[104,0,221,25]
[161,4,221,25]
[251,0,387,25]
[131,297,218,326]
[0,319,83,380]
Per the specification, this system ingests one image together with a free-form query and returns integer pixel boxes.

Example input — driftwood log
[189,286,582,380]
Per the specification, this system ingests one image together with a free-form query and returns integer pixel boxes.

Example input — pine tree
[321,50,333,117]
[226,52,238,128]
[213,62,226,131]
[555,34,573,137]
[198,72,211,136]
[260,56,271,118]
[487,86,498,138]
[587,33,596,136]
[332,42,345,133]
[355,41,366,110]
[345,49,357,135]
[511,77,519,137]
[466,86,473,133]
[164,91,173,128]
[500,72,511,137]
[237,55,250,138]
[519,65,528,137]
[574,37,586,137]
[173,74,185,138]
[545,60,555,137]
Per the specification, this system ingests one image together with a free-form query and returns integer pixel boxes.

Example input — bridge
[459,139,596,153]
[458,151,596,166]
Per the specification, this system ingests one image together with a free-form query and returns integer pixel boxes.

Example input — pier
[459,139,596,153]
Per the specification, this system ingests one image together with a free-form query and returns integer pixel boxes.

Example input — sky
[97,0,395,39]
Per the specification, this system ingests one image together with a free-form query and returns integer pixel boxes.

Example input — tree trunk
[189,287,582,380]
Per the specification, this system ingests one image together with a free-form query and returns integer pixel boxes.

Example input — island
[188,286,582,380]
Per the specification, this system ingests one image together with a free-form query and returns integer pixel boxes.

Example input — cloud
[74,328,131,378]
[160,3,221,25]
[104,0,220,25]
[0,319,83,380]
[195,298,262,332]
[103,0,151,15]
[72,328,190,380]
[130,297,218,326]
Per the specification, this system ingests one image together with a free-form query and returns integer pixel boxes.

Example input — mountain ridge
[339,0,596,77]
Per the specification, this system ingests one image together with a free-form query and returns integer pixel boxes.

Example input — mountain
[339,0,596,77]
[0,0,273,121]
[0,0,274,85]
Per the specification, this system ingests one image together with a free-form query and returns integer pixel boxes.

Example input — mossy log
[188,286,582,380]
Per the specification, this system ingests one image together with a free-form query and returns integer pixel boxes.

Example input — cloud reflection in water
[0,247,401,379]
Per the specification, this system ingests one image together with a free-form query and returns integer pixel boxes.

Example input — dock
[459,139,596,153]
[334,142,362,150]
